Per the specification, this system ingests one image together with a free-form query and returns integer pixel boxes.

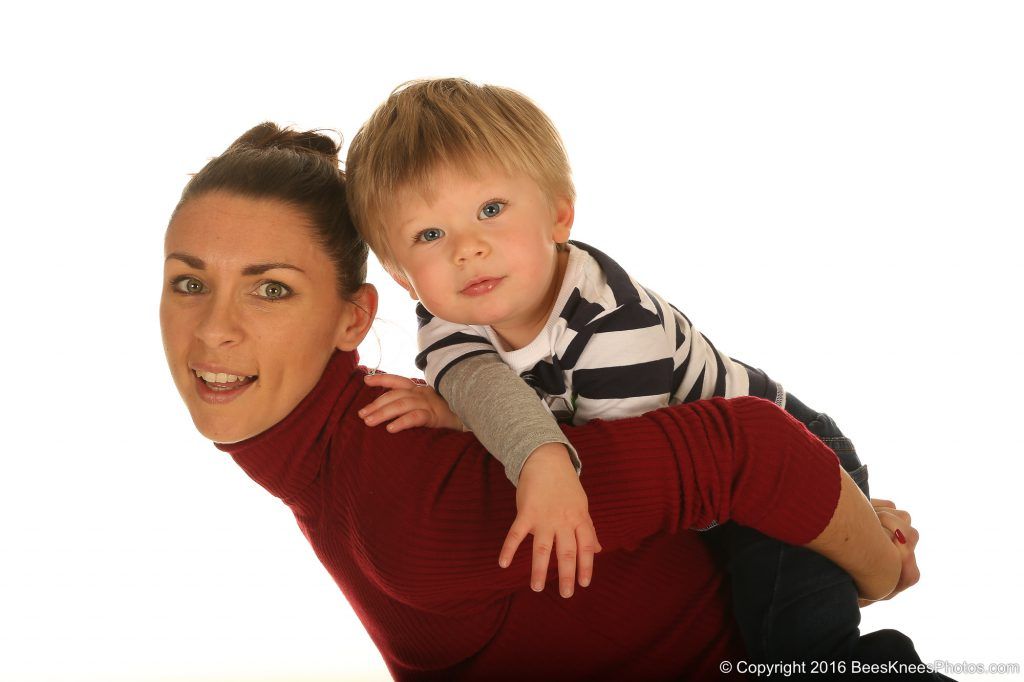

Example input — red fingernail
[894,529,907,544]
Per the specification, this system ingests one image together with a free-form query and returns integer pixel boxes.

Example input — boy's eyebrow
[164,252,305,275]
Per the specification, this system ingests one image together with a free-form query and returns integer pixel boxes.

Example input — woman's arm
[350,391,895,612]
[360,355,598,596]
[803,467,900,600]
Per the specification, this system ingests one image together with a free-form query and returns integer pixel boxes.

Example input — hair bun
[230,122,340,159]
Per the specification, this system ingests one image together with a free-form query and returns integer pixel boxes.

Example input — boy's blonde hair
[345,78,575,272]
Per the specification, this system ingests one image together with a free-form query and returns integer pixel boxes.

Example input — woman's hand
[858,498,921,608]
[499,443,602,598]
[360,373,464,432]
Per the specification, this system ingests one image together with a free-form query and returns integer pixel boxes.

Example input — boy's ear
[387,268,420,301]
[334,283,379,351]
[551,196,575,243]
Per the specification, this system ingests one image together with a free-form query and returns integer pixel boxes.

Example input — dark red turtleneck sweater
[217,351,840,680]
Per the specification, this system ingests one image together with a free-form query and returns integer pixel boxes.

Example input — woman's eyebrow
[165,252,205,268]
[241,262,306,276]
[164,252,305,276]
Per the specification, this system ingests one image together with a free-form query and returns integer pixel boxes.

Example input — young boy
[347,78,880,661]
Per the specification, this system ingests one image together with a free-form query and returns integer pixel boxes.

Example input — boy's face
[384,164,573,347]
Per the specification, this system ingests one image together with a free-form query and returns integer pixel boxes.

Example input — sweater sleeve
[438,353,581,486]
[415,306,579,484]
[347,394,841,616]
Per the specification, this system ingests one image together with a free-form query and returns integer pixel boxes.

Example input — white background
[2,2,1022,681]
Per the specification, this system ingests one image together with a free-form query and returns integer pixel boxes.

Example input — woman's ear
[334,283,379,351]
[551,196,575,243]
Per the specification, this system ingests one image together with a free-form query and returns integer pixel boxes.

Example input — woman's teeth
[194,370,255,384]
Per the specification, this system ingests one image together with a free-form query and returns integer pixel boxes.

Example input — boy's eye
[416,228,445,243]
[255,281,292,300]
[172,276,206,295]
[479,201,505,219]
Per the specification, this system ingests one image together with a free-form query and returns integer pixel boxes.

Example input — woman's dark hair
[173,122,368,298]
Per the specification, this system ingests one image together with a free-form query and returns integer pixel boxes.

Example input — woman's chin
[189,411,255,445]
[178,372,268,444]
[183,395,267,444]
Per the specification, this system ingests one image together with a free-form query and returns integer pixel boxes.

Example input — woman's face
[160,192,375,443]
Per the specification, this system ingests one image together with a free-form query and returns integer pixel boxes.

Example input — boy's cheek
[387,268,420,300]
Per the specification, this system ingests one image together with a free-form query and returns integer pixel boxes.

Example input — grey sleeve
[437,353,582,487]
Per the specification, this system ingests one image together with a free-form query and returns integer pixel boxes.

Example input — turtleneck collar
[214,349,361,503]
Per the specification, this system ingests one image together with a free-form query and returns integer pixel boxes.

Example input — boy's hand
[859,498,921,607]
[499,443,602,598]
[360,373,463,432]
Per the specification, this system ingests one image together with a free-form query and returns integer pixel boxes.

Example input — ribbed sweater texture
[218,351,841,680]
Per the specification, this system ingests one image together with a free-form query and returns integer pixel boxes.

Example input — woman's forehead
[166,192,323,265]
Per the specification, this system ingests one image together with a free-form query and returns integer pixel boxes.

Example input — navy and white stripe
[417,241,782,426]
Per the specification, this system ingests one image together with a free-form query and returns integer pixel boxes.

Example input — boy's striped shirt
[416,241,783,426]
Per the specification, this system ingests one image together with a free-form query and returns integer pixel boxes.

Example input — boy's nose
[453,234,489,264]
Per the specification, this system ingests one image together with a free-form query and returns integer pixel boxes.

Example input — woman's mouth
[192,369,258,404]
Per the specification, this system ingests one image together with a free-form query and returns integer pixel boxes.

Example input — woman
[159,123,936,680]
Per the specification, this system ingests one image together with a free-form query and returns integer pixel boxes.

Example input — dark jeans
[708,394,955,680]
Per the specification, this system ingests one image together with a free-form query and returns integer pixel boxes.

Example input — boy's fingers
[575,523,600,588]
[360,392,422,425]
[385,411,428,433]
[531,532,553,592]
[357,394,390,418]
[358,389,410,418]
[555,529,577,598]
[499,519,529,568]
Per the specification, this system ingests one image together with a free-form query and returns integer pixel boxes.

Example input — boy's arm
[416,301,582,483]
[438,353,580,485]
[439,355,596,597]
[414,304,579,478]
[374,312,597,597]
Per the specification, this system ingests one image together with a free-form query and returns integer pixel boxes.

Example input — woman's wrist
[804,469,901,601]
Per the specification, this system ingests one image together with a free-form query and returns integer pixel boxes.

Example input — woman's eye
[172,276,206,295]
[255,281,292,300]
[416,228,445,243]
[479,201,505,219]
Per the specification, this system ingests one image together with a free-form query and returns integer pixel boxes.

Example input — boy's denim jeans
[709,394,954,680]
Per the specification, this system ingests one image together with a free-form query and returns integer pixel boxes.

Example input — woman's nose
[194,294,244,348]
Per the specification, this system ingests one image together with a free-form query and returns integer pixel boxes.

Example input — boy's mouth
[461,276,504,297]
